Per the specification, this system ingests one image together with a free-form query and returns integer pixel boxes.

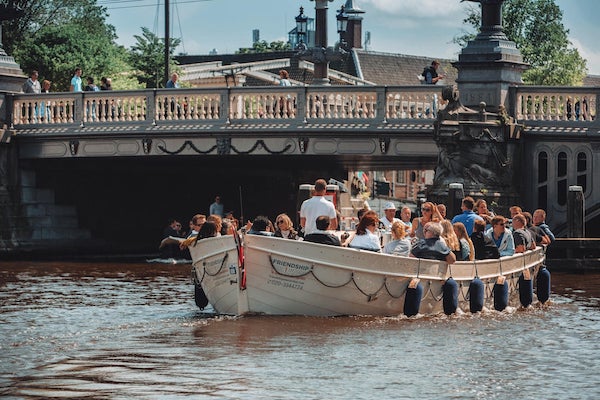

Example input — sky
[103,0,600,75]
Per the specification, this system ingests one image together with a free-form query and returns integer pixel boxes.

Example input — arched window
[577,152,587,192]
[557,152,568,206]
[537,151,548,210]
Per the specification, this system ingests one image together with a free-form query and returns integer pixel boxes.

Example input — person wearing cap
[380,201,400,230]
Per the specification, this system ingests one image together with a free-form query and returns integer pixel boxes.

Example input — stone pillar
[311,0,334,85]
[453,0,527,111]
[567,186,585,238]
[343,0,365,50]
[447,183,464,218]
[0,3,26,92]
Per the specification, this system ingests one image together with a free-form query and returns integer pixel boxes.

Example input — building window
[557,151,567,206]
[577,152,587,192]
[537,151,548,210]
[396,171,406,184]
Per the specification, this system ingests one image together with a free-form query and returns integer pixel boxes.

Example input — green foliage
[8,0,136,91]
[454,0,587,85]
[128,27,182,88]
[236,40,292,54]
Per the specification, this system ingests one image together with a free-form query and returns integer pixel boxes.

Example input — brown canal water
[1,262,599,399]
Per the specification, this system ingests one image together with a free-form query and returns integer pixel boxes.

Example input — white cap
[383,201,396,210]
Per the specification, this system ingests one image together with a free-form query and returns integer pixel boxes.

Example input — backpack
[421,66,433,79]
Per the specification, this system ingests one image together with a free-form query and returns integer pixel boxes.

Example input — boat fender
[518,269,533,308]
[194,284,209,309]
[469,278,485,313]
[404,278,423,317]
[536,266,551,304]
[493,276,509,311]
[442,278,459,315]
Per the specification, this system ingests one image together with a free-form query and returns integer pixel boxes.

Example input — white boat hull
[190,234,547,317]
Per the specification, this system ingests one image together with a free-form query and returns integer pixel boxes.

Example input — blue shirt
[451,210,484,236]
[71,75,82,92]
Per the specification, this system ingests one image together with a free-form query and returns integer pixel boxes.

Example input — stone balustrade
[9,86,447,128]
[7,85,600,130]
[511,86,599,123]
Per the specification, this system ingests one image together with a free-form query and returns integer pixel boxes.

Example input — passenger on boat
[470,219,500,260]
[523,212,551,246]
[410,222,456,263]
[178,221,219,250]
[440,219,461,258]
[300,179,338,235]
[207,215,223,236]
[400,206,413,236]
[411,202,442,240]
[485,215,515,257]
[221,218,236,236]
[186,214,206,238]
[304,216,341,246]
[346,211,381,252]
[160,218,184,258]
[437,203,448,220]
[475,199,494,229]
[507,205,523,231]
[247,215,275,236]
[453,222,475,261]
[196,221,218,239]
[383,221,411,256]
[451,196,484,236]
[274,213,299,240]
[380,202,400,230]
[511,214,535,253]
[533,209,555,244]
[209,196,225,218]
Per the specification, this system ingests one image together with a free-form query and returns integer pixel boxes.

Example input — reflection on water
[1,262,600,399]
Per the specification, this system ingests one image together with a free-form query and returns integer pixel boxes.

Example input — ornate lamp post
[295,6,308,50]
[336,5,349,51]
[309,0,334,85]
[0,0,26,92]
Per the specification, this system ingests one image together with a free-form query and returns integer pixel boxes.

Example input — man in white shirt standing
[380,201,400,230]
[300,179,337,235]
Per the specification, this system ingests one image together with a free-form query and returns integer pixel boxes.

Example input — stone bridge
[1,84,599,252]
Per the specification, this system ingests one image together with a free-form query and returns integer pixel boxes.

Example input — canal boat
[189,233,549,317]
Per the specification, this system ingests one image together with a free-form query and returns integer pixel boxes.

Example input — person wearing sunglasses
[484,215,514,257]
[411,202,441,240]
[273,213,299,240]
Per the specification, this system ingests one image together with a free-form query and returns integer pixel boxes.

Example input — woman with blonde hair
[411,201,442,239]
[273,213,299,240]
[383,221,411,256]
[441,219,460,254]
[453,221,475,261]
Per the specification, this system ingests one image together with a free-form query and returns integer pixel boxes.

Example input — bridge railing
[510,86,599,124]
[9,85,447,128]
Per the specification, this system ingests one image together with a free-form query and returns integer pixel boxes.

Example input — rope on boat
[351,274,388,301]
[383,278,408,299]
[203,253,229,277]
[311,268,353,288]
[428,280,444,302]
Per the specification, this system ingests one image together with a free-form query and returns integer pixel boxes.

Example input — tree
[128,27,182,88]
[236,40,292,54]
[7,0,136,90]
[455,0,587,85]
